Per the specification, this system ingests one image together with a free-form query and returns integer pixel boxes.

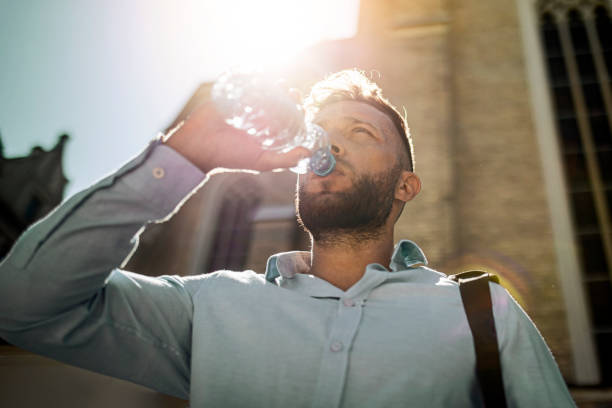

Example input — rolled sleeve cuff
[119,141,207,217]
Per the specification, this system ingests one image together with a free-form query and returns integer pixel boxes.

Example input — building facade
[2,1,611,406]
[129,0,612,387]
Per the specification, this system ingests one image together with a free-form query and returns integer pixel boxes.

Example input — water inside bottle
[212,69,335,176]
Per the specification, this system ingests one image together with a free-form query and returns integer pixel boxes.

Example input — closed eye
[352,126,375,137]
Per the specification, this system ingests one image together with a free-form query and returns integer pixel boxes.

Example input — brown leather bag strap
[449,271,507,408]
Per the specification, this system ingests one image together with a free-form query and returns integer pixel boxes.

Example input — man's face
[296,100,404,241]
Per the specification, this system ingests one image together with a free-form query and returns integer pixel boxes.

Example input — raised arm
[0,141,206,398]
[0,91,308,398]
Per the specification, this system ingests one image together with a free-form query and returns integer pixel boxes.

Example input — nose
[330,142,344,156]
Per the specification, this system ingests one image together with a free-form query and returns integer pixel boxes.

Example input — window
[538,0,612,384]
[205,178,263,272]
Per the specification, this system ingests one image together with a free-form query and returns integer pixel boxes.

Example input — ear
[395,171,421,203]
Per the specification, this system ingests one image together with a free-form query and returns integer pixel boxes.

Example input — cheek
[351,149,394,172]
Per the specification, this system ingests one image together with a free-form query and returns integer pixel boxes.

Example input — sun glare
[206,0,359,68]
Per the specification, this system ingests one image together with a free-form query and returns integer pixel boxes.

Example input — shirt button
[152,167,165,179]
[343,298,355,307]
[330,341,343,352]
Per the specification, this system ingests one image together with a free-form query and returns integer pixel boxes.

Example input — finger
[255,147,311,171]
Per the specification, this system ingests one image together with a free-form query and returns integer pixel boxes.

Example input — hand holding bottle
[163,85,311,173]
[211,69,335,176]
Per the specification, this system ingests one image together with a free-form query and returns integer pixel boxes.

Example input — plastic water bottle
[211,69,335,176]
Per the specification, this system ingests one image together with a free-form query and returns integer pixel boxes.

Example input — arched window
[538,0,612,385]
[205,177,263,272]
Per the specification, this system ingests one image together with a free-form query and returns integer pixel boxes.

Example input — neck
[309,228,395,291]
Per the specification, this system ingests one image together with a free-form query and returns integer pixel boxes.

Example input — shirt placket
[311,296,365,408]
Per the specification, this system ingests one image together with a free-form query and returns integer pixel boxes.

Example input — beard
[296,163,402,246]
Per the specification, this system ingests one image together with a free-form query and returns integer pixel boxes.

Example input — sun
[205,0,359,68]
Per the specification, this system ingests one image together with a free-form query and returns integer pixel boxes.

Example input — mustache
[332,157,355,175]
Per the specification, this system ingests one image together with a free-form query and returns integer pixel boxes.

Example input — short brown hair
[303,69,415,172]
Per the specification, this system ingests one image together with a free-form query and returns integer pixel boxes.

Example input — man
[0,70,574,407]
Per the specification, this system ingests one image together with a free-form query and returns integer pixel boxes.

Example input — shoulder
[388,265,451,285]
[447,274,520,320]
[208,269,266,284]
[488,281,523,320]
[186,269,269,297]
[485,281,541,347]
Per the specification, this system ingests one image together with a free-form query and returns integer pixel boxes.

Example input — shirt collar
[264,239,428,284]
[389,239,428,271]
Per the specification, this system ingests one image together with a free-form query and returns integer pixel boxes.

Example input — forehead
[313,100,397,138]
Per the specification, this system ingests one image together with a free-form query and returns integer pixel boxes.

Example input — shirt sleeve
[0,138,208,399]
[491,283,576,408]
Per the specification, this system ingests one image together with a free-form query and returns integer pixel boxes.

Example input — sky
[0,0,359,196]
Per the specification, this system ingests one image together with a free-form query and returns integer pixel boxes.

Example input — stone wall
[282,0,574,379]
[448,0,572,376]
[129,0,576,381]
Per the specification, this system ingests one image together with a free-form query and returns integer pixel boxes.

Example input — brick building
[130,0,612,389]
[2,1,610,406]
